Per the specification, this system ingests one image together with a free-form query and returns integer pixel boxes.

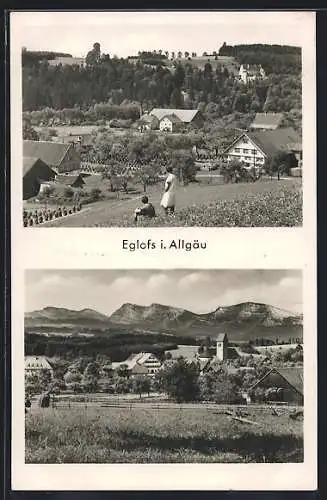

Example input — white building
[223,128,301,170]
[239,64,266,85]
[159,114,183,132]
[25,356,54,379]
[112,352,162,376]
[216,333,228,361]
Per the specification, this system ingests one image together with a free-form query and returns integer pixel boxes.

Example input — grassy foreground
[25,406,303,463]
[41,178,302,228]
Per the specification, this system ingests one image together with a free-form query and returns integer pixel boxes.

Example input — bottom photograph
[24,269,303,464]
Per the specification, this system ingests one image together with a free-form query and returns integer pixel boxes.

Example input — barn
[23,140,80,174]
[247,367,303,405]
[55,174,85,188]
[23,157,56,200]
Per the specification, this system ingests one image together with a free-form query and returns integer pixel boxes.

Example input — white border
[10,11,317,491]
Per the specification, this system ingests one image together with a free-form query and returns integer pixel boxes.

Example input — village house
[23,156,56,200]
[55,174,85,188]
[112,352,162,376]
[239,64,266,85]
[149,108,203,130]
[25,356,54,380]
[223,127,301,170]
[159,114,184,132]
[245,367,303,405]
[137,113,160,131]
[250,113,284,131]
[23,140,81,174]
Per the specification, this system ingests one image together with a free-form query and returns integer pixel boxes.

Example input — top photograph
[19,11,307,228]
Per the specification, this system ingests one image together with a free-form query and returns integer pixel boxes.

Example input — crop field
[25,404,303,464]
[41,178,302,228]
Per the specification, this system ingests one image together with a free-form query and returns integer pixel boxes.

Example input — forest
[22,44,301,126]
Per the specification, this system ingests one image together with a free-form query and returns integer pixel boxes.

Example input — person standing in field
[160,166,177,215]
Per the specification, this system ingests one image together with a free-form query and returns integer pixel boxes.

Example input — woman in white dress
[160,166,177,215]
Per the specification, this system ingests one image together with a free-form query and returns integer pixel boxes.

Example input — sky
[25,270,302,316]
[12,11,309,58]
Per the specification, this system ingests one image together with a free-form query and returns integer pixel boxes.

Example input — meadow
[25,404,303,464]
[40,178,302,228]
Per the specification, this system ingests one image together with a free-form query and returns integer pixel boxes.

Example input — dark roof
[55,174,84,186]
[248,367,303,395]
[161,113,182,123]
[23,156,49,176]
[245,128,301,157]
[150,108,199,123]
[251,113,283,130]
[23,140,71,167]
[217,333,227,342]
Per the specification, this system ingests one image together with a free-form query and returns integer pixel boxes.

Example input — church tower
[216,333,228,361]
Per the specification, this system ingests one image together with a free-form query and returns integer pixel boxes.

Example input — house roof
[140,114,158,123]
[24,140,71,167]
[23,156,49,176]
[25,356,53,370]
[161,114,182,124]
[112,352,160,370]
[251,113,283,130]
[247,128,300,157]
[248,367,303,395]
[225,128,300,158]
[150,108,199,123]
[55,174,84,186]
[217,333,227,342]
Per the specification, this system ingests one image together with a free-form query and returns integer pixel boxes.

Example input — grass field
[41,178,302,228]
[25,404,303,463]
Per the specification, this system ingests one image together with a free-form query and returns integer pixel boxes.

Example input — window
[234,148,241,153]
[243,149,249,154]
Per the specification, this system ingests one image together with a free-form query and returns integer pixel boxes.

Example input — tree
[39,369,52,391]
[132,376,151,398]
[116,363,130,378]
[82,361,100,392]
[156,358,200,402]
[212,372,242,404]
[265,150,293,180]
[23,121,39,140]
[170,150,197,185]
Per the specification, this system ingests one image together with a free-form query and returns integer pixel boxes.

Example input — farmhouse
[23,140,81,174]
[239,64,266,85]
[250,113,283,131]
[25,356,54,379]
[224,128,301,170]
[23,156,56,200]
[246,367,303,405]
[112,352,162,376]
[160,113,185,132]
[149,108,203,129]
[55,174,85,188]
[138,113,160,131]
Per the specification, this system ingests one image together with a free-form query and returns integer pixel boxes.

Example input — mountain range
[25,302,303,341]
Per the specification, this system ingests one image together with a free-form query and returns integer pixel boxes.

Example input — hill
[25,302,302,342]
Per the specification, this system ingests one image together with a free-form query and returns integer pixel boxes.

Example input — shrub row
[23,205,82,226]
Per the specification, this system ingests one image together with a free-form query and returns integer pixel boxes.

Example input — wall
[227,136,266,169]
[23,162,56,200]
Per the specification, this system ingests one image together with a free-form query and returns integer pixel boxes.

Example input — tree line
[22,43,301,119]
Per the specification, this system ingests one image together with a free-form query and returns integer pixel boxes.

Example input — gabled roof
[247,128,300,157]
[248,367,303,395]
[150,108,199,123]
[251,113,283,130]
[217,333,227,342]
[225,128,301,158]
[23,156,49,176]
[56,174,84,186]
[161,113,182,124]
[24,140,72,167]
[25,356,53,370]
